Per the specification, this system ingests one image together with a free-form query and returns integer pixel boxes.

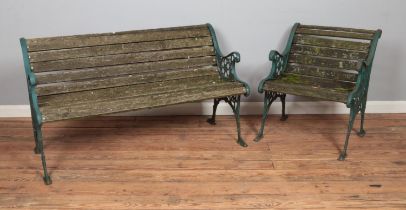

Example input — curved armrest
[258,50,285,93]
[346,61,370,108]
[219,52,250,96]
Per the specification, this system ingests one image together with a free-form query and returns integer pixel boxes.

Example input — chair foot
[280,115,288,121]
[237,137,248,147]
[206,118,216,125]
[43,175,52,185]
[357,129,366,137]
[34,147,40,154]
[253,133,263,142]
[337,152,347,161]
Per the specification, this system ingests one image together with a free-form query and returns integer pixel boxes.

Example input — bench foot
[280,114,288,121]
[206,118,216,125]
[253,133,263,142]
[357,129,366,137]
[43,175,52,185]
[237,137,248,147]
[338,152,347,161]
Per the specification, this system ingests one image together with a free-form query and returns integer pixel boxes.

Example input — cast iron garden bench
[255,23,381,160]
[20,24,250,185]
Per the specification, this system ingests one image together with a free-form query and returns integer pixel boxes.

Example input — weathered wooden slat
[289,54,360,70]
[263,80,349,103]
[40,84,245,122]
[35,56,216,84]
[277,73,355,90]
[299,24,376,34]
[291,44,368,60]
[38,75,225,107]
[31,46,215,72]
[286,63,358,82]
[296,28,374,40]
[294,35,370,51]
[26,24,210,52]
[36,66,219,96]
[29,37,213,62]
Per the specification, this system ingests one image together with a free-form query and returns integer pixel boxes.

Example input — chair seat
[263,73,355,103]
[39,75,246,122]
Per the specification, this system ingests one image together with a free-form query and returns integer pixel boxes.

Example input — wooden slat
[291,44,368,60]
[36,66,219,96]
[296,27,374,40]
[26,24,210,51]
[41,84,245,122]
[263,79,350,102]
[299,24,377,34]
[35,56,216,84]
[38,75,225,107]
[294,35,370,51]
[278,73,355,90]
[29,37,213,62]
[31,46,215,72]
[286,63,358,82]
[289,54,360,70]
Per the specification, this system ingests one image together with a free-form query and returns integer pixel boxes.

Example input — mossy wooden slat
[38,75,225,107]
[29,37,213,62]
[36,66,218,96]
[289,54,359,70]
[40,85,245,122]
[299,24,376,34]
[277,73,355,91]
[296,28,374,40]
[26,24,210,52]
[291,44,368,60]
[35,56,216,84]
[286,63,358,82]
[31,46,215,72]
[294,35,370,51]
[263,80,349,102]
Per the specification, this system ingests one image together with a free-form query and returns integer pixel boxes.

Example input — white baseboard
[0,101,404,117]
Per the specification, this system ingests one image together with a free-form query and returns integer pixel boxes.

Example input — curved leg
[225,96,247,147]
[35,125,52,185]
[254,92,273,142]
[207,98,221,125]
[357,99,367,137]
[280,93,288,121]
[338,107,357,161]
[254,91,282,142]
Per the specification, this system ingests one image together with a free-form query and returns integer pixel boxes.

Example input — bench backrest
[22,24,218,98]
[286,24,381,83]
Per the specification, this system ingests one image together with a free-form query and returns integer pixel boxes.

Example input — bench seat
[38,73,245,122]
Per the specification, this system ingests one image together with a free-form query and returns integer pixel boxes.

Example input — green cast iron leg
[357,99,367,137]
[30,106,40,154]
[35,126,52,185]
[207,98,221,125]
[254,93,273,142]
[338,107,357,161]
[280,93,288,121]
[232,96,248,147]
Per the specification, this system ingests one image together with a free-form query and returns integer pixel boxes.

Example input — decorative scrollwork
[269,50,285,79]
[219,52,240,80]
[223,95,240,114]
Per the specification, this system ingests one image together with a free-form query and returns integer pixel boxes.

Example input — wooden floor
[0,114,405,209]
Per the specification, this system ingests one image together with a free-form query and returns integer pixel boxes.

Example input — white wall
[0,0,405,105]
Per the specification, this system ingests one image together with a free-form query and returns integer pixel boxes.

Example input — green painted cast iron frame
[206,23,250,147]
[255,23,382,160]
[20,38,52,185]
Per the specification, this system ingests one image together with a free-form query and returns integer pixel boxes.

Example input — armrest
[258,50,286,93]
[219,51,250,96]
[346,61,370,108]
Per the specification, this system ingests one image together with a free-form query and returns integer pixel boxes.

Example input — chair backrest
[22,24,217,97]
[286,24,380,82]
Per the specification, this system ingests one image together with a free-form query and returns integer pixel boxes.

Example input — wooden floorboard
[0,114,405,209]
